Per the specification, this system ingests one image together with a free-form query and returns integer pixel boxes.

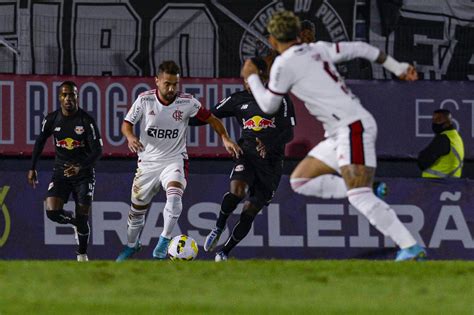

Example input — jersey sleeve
[278,95,296,128]
[212,94,239,119]
[31,113,55,169]
[189,99,211,121]
[124,97,144,125]
[268,56,295,95]
[316,41,380,64]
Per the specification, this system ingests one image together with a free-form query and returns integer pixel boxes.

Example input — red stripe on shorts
[349,120,365,165]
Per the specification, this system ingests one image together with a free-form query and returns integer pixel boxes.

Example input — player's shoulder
[137,89,157,102]
[78,108,98,123]
[175,92,200,107]
[216,90,250,109]
[231,90,252,101]
[312,41,334,53]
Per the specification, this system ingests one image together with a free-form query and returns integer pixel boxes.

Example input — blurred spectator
[418,109,464,178]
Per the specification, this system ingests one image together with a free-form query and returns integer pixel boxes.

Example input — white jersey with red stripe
[125,90,210,162]
[268,41,379,135]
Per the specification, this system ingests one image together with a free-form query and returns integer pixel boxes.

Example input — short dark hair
[59,81,77,90]
[158,60,180,76]
[251,57,267,75]
[300,20,315,34]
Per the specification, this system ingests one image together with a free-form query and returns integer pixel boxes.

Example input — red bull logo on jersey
[56,137,84,150]
[242,116,276,131]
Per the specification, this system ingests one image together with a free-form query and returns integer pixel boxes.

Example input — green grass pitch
[1,260,473,314]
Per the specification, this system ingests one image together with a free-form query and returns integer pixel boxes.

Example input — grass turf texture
[1,260,473,314]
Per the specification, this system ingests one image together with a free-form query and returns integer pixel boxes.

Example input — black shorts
[46,169,96,206]
[230,154,283,208]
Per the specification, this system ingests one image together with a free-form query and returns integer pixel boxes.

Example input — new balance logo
[148,110,156,116]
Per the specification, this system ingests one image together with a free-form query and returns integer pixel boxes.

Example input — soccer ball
[168,234,199,261]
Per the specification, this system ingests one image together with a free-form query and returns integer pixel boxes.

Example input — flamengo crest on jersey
[125,90,202,161]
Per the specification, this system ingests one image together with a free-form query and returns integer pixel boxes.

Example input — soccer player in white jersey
[241,11,426,261]
[116,60,242,261]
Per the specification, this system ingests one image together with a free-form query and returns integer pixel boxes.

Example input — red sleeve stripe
[336,42,340,53]
[268,87,286,96]
[196,106,211,121]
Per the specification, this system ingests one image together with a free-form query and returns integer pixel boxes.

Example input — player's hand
[223,137,243,159]
[127,135,144,153]
[256,137,267,159]
[27,170,38,189]
[240,59,259,79]
[398,64,418,81]
[64,163,80,177]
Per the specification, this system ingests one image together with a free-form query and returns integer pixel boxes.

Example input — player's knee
[241,207,259,221]
[229,185,247,200]
[246,198,265,214]
[46,209,73,225]
[76,204,91,216]
[165,187,183,217]
[290,178,318,196]
[75,214,90,235]
[221,192,243,214]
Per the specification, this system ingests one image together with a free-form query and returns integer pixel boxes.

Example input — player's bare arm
[205,114,243,158]
[121,120,144,153]
[241,59,259,80]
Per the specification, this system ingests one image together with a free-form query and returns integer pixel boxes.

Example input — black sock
[216,192,242,230]
[75,214,90,255]
[222,212,255,255]
[46,209,75,225]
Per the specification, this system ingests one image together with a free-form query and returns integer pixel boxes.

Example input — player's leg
[290,139,348,199]
[72,174,95,262]
[74,204,91,262]
[339,118,424,260]
[216,158,279,260]
[117,164,158,261]
[153,160,187,259]
[290,139,387,199]
[204,160,252,252]
[45,174,75,225]
[216,201,261,261]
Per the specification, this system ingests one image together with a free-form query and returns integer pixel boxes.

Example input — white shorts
[308,116,377,172]
[131,158,189,205]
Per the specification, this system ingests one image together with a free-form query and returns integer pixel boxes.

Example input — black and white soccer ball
[168,234,199,261]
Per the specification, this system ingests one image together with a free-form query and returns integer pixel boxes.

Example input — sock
[127,205,147,248]
[161,187,184,239]
[347,187,416,249]
[222,212,256,255]
[46,209,75,225]
[216,192,243,230]
[290,175,347,199]
[75,214,90,255]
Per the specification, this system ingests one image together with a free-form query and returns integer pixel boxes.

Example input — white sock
[347,187,416,249]
[161,187,184,239]
[290,175,347,199]
[127,205,147,248]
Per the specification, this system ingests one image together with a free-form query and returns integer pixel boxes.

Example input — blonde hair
[266,11,301,42]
